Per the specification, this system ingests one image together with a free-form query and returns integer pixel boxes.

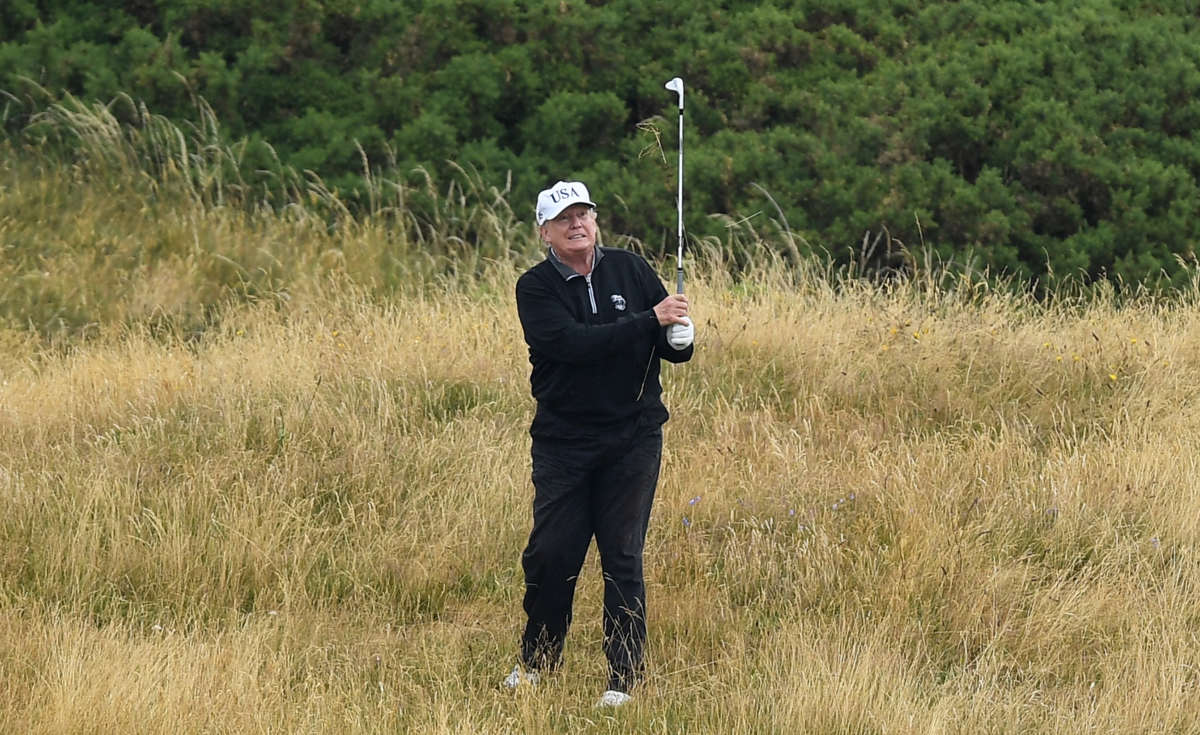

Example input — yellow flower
[1056,355,1063,362]
[1109,373,1118,382]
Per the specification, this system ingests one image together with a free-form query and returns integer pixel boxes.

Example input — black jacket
[516,246,694,439]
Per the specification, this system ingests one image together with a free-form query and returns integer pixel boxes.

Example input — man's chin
[558,241,595,254]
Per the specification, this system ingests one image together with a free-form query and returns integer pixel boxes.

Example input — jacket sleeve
[516,271,659,365]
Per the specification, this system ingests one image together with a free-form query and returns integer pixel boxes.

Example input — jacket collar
[547,245,604,280]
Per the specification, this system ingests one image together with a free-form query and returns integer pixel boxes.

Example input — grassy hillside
[3,145,1200,732]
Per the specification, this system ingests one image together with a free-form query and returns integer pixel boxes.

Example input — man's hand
[653,294,689,326]
[666,317,694,350]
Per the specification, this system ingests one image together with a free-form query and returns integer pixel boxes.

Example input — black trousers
[519,416,663,692]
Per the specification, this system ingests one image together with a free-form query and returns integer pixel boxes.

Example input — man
[505,180,694,708]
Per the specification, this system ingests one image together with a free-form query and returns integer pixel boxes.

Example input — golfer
[504,180,694,707]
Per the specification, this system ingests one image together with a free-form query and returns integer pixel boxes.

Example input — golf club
[665,76,685,294]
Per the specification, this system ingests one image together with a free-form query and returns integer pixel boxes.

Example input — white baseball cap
[535,180,595,225]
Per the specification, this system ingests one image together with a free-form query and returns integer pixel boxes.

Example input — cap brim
[538,200,596,225]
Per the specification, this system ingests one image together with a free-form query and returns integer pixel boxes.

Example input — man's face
[540,204,597,259]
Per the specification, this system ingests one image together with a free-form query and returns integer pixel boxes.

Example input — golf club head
[665,77,684,109]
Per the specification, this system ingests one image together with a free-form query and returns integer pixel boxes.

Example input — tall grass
[1,85,538,344]
[4,94,1200,732]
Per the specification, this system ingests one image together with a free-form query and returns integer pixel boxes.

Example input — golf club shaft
[676,100,684,294]
[665,77,685,294]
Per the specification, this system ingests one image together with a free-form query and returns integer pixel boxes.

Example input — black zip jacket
[516,246,694,439]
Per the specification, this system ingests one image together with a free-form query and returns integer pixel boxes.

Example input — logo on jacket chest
[610,293,627,311]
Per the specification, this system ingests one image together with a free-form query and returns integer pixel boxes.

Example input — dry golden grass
[5,109,1200,730]
[4,253,1200,732]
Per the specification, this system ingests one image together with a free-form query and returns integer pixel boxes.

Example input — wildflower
[682,517,691,528]
[688,496,701,505]
[1056,355,1063,362]
[1043,342,1051,349]
[1109,373,1118,382]
[1151,537,1161,549]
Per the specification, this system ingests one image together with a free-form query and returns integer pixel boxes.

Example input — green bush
[4,0,1200,287]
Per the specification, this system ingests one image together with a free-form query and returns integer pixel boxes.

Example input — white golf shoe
[596,689,632,708]
[502,665,540,689]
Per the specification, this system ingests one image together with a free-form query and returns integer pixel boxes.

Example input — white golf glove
[666,317,694,350]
